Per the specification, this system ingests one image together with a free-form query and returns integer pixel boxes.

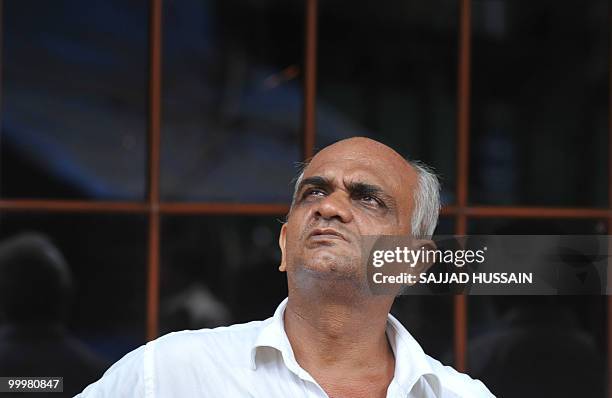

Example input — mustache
[302,220,353,242]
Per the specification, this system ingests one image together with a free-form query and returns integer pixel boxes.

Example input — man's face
[278,138,418,288]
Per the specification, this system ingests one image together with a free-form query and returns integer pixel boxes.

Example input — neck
[284,292,395,371]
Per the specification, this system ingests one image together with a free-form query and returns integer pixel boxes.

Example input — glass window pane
[469,1,609,206]
[1,0,148,200]
[435,215,456,235]
[467,296,606,397]
[316,0,458,205]
[468,218,607,235]
[160,215,288,334]
[161,0,303,202]
[467,218,606,397]
[0,213,147,396]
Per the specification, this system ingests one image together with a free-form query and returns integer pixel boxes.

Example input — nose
[314,191,353,223]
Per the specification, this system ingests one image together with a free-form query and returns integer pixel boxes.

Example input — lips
[308,228,348,242]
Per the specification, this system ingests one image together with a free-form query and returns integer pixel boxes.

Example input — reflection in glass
[0,214,147,358]
[316,0,458,205]
[0,214,147,396]
[467,218,606,397]
[160,216,287,334]
[470,0,608,206]
[161,0,303,202]
[1,0,148,200]
[468,218,607,235]
[467,295,606,398]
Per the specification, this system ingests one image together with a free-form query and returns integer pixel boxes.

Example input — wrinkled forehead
[303,142,417,202]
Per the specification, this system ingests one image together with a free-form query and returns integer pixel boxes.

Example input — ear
[278,223,288,272]
[411,238,437,275]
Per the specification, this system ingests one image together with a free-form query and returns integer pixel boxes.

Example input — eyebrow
[345,180,385,197]
[297,176,332,194]
[297,176,397,208]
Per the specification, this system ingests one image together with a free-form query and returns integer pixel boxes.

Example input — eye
[303,188,326,198]
[360,195,382,206]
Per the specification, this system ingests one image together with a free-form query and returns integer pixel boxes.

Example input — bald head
[311,137,416,179]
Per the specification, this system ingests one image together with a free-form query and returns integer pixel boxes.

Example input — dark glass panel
[467,218,606,398]
[1,0,148,200]
[161,0,303,202]
[0,213,147,396]
[469,0,609,206]
[316,0,458,205]
[160,215,287,334]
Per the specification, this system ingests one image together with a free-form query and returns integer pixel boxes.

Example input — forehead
[303,141,417,199]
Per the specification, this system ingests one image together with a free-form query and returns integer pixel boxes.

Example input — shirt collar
[250,297,289,370]
[251,298,441,396]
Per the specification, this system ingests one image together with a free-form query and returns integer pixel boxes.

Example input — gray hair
[408,160,441,238]
[289,160,441,238]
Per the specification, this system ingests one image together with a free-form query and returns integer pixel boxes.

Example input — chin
[294,259,370,299]
[300,252,362,280]
[307,261,354,278]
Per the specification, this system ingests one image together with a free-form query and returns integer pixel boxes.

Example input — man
[0,233,109,397]
[77,137,494,397]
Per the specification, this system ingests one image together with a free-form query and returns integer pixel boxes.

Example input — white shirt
[76,298,494,397]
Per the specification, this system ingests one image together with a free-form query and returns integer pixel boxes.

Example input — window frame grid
[0,0,609,390]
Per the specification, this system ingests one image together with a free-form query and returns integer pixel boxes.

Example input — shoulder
[150,319,266,366]
[75,345,146,397]
[424,355,496,398]
[76,320,268,397]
